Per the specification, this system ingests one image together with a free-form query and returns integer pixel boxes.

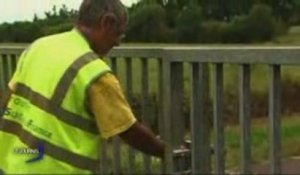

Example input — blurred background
[1,0,300,173]
[0,0,300,44]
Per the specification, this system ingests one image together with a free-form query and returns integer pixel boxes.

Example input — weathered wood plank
[213,63,225,175]
[239,64,252,174]
[190,62,211,174]
[157,58,164,174]
[125,57,136,174]
[268,65,281,174]
[140,58,152,174]
[100,140,109,174]
[162,60,174,174]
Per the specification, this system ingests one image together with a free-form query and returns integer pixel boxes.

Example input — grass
[99,141,162,174]
[2,25,300,173]
[272,26,300,45]
[101,116,300,173]
[99,27,300,172]
[225,116,300,170]
[99,25,300,96]
[2,26,300,95]
[103,57,300,98]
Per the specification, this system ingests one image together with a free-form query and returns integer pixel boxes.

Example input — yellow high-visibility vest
[0,29,111,174]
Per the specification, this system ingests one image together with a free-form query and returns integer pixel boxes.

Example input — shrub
[273,19,289,37]
[246,4,276,42]
[224,15,251,43]
[175,5,203,43]
[222,4,277,43]
[126,4,170,42]
[42,22,73,36]
[199,20,228,43]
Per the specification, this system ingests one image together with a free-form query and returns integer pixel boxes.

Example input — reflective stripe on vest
[51,52,99,105]
[14,83,98,133]
[0,47,110,173]
[0,118,99,172]
[13,51,101,134]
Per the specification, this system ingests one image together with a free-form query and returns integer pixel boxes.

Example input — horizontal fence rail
[1,45,300,174]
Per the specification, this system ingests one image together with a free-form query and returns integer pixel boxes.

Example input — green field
[101,26,300,172]
[225,116,300,170]
[271,25,300,45]
[106,25,300,94]
[101,116,300,173]
[1,26,300,172]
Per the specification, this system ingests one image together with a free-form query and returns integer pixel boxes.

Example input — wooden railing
[2,45,300,174]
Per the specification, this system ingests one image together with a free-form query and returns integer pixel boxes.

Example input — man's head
[76,0,127,56]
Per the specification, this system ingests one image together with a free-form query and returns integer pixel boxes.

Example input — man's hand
[119,122,165,158]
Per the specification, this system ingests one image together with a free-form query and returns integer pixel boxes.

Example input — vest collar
[71,28,92,51]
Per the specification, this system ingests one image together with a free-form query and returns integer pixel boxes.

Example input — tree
[0,4,77,42]
[175,4,203,42]
[126,4,170,42]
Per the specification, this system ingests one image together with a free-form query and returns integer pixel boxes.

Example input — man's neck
[75,24,94,49]
[75,23,104,57]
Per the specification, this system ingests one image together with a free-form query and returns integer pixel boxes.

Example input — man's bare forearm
[119,122,165,158]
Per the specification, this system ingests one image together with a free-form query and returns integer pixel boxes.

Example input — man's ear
[100,13,118,30]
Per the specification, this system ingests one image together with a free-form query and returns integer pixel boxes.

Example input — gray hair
[77,0,127,27]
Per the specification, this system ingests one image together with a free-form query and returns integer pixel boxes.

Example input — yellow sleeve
[88,73,137,139]
[8,46,30,92]
[8,69,19,91]
[8,59,20,91]
[8,80,16,92]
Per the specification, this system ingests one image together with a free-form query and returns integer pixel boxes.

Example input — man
[0,0,165,174]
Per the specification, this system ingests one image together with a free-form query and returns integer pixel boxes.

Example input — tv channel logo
[14,142,44,163]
